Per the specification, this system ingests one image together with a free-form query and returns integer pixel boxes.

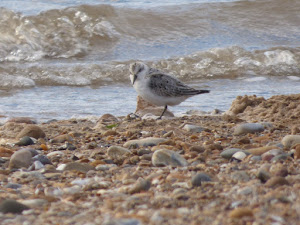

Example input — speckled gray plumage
[148,73,208,97]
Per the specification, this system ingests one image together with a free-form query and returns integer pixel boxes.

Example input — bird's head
[129,62,149,85]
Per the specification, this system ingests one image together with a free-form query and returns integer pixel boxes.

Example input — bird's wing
[148,73,204,97]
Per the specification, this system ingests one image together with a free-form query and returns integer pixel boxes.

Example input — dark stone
[32,155,52,165]
[191,173,212,187]
[0,199,30,214]
[15,136,34,146]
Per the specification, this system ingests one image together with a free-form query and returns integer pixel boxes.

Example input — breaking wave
[0,0,299,62]
[0,46,299,89]
[0,0,299,90]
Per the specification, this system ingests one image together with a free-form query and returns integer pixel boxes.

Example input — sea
[0,0,299,122]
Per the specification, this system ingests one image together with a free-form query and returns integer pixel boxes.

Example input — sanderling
[129,62,210,119]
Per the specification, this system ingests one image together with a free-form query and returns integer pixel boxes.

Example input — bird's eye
[138,67,143,73]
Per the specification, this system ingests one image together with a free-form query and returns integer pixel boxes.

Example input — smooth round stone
[63,162,94,173]
[229,207,253,218]
[47,151,65,158]
[247,146,278,156]
[0,199,30,214]
[58,142,76,150]
[232,151,247,160]
[56,164,67,171]
[137,149,152,156]
[189,145,205,153]
[0,147,14,157]
[281,135,300,148]
[16,124,46,139]
[128,178,151,194]
[270,165,288,177]
[107,146,131,158]
[191,173,212,187]
[220,148,245,159]
[183,124,205,133]
[19,199,48,208]
[15,136,34,146]
[32,161,45,170]
[257,169,271,183]
[261,153,275,161]
[152,149,188,167]
[265,176,289,188]
[50,134,74,144]
[9,149,34,169]
[271,153,290,162]
[124,137,167,148]
[250,156,262,162]
[268,149,284,155]
[234,123,264,135]
[32,155,52,165]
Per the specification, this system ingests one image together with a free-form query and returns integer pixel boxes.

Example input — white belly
[133,80,188,106]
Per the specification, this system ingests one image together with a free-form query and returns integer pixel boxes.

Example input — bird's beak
[132,74,137,85]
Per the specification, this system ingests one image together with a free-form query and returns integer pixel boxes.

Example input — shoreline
[0,93,299,224]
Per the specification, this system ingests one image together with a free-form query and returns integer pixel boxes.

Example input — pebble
[124,137,167,148]
[0,147,14,157]
[265,176,289,188]
[58,142,76,150]
[250,155,262,162]
[16,124,46,139]
[47,151,65,158]
[183,124,205,133]
[270,165,288,177]
[152,149,188,167]
[191,173,212,187]
[9,148,34,169]
[261,153,275,161]
[281,135,300,148]
[232,151,247,160]
[270,153,290,162]
[32,161,45,170]
[257,169,271,183]
[0,199,30,214]
[233,123,264,135]
[229,207,253,218]
[19,199,48,208]
[137,149,152,156]
[189,145,205,153]
[63,162,94,173]
[32,154,52,165]
[51,134,74,143]
[98,113,119,123]
[261,149,283,161]
[56,164,67,171]
[231,171,251,182]
[15,136,34,146]
[247,146,278,156]
[128,178,151,194]
[107,146,131,158]
[220,148,246,159]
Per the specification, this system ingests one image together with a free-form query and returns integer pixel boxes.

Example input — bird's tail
[196,90,210,94]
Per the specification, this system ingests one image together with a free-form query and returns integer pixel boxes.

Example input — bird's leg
[158,105,168,120]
